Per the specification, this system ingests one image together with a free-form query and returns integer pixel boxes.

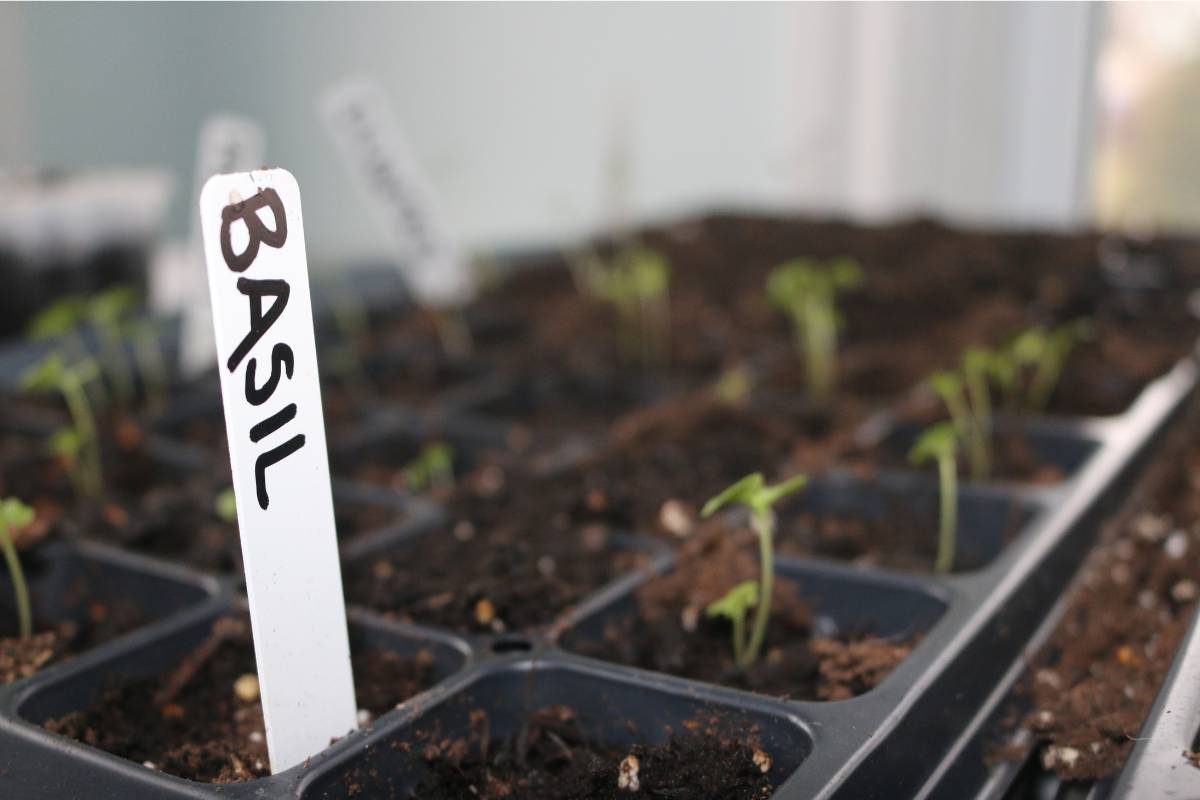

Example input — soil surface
[344,465,651,634]
[404,704,777,800]
[43,617,438,783]
[1000,417,1200,781]
[774,492,1025,573]
[558,393,855,540]
[569,520,912,700]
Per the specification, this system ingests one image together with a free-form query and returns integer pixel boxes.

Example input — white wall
[3,3,1101,268]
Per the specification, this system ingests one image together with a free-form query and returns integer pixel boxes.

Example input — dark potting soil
[561,394,856,540]
[774,497,1025,574]
[404,705,776,800]
[344,466,650,634]
[850,428,1066,486]
[1000,420,1200,781]
[100,477,406,575]
[43,617,438,783]
[0,591,148,685]
[571,522,912,701]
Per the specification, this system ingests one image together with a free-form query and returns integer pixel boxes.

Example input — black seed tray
[0,348,1194,798]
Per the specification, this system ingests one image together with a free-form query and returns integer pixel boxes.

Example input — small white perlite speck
[198,168,357,773]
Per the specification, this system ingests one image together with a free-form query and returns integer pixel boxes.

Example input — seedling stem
[0,499,35,639]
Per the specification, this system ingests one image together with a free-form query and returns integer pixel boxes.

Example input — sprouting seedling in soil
[714,365,754,407]
[701,472,807,672]
[122,312,170,412]
[22,353,104,498]
[215,488,237,523]
[961,348,997,481]
[322,276,377,400]
[1010,320,1094,411]
[26,295,108,408]
[908,422,960,574]
[403,442,455,493]
[86,286,140,406]
[766,257,863,404]
[585,245,672,369]
[0,498,35,640]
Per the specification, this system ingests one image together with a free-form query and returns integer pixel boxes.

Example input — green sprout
[403,442,455,493]
[1010,321,1093,411]
[962,348,996,480]
[125,315,170,412]
[701,472,807,672]
[22,353,104,498]
[27,296,108,408]
[86,286,140,406]
[215,488,237,523]
[766,257,863,404]
[0,498,35,640]
[714,365,754,407]
[909,422,960,574]
[584,245,671,369]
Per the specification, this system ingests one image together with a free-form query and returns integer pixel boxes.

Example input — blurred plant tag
[198,168,357,773]
[319,77,471,305]
[180,115,266,377]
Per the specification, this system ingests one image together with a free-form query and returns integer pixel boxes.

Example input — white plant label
[198,168,357,773]
[319,78,471,305]
[181,115,266,377]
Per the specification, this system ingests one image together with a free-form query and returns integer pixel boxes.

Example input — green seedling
[86,286,140,406]
[714,365,754,407]
[962,348,997,480]
[215,488,237,523]
[701,472,807,672]
[322,276,377,400]
[1010,321,1093,411]
[404,442,455,493]
[584,245,671,369]
[22,353,104,498]
[27,295,108,408]
[125,314,170,412]
[0,498,35,639]
[909,422,960,574]
[766,257,863,404]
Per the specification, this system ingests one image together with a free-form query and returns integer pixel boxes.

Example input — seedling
[714,365,754,407]
[766,257,863,403]
[27,296,108,407]
[86,286,140,406]
[22,353,104,498]
[124,314,170,412]
[584,245,671,369]
[215,488,237,523]
[403,442,455,493]
[701,472,807,671]
[909,422,960,574]
[322,276,377,399]
[927,348,1005,482]
[1010,321,1093,411]
[0,498,35,640]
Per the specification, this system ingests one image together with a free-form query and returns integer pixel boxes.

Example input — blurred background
[2,2,1199,268]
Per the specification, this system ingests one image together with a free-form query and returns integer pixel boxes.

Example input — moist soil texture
[43,617,438,783]
[569,520,912,700]
[403,705,778,800]
[1001,416,1200,781]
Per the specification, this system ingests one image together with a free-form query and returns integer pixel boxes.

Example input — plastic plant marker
[179,115,267,378]
[197,168,357,773]
[319,77,472,307]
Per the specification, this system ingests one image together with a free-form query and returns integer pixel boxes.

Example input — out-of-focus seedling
[584,246,672,369]
[766,257,863,404]
[713,365,754,407]
[22,354,104,498]
[215,488,238,524]
[27,296,108,408]
[1010,320,1093,411]
[701,472,807,671]
[909,422,960,574]
[86,286,140,406]
[0,498,35,640]
[404,442,455,493]
[928,347,1005,482]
